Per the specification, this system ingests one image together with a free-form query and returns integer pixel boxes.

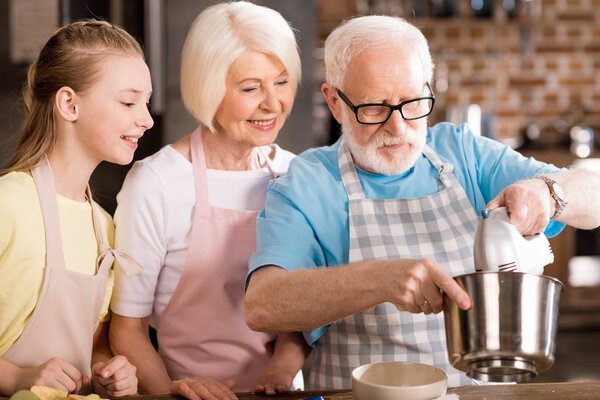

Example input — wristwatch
[535,175,567,219]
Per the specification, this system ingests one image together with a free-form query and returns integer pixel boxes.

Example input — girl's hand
[252,367,295,396]
[91,355,137,396]
[170,376,236,400]
[16,358,87,394]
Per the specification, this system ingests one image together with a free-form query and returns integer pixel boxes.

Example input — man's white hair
[324,15,433,89]
[180,1,301,132]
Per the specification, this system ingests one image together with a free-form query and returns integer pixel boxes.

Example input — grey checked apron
[309,137,479,389]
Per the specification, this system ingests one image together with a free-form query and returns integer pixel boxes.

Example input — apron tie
[97,246,143,277]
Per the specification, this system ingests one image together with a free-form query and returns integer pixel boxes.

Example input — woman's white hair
[324,15,433,89]
[181,1,301,131]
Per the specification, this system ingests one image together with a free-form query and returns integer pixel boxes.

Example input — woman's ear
[321,83,343,125]
[54,86,79,122]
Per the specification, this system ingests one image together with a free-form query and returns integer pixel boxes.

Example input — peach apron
[1,156,142,393]
[156,129,277,391]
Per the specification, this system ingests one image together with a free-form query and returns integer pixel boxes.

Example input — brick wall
[317,0,600,147]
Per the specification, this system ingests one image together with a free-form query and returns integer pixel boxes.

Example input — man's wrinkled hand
[170,376,236,400]
[381,258,471,314]
[252,367,294,396]
[487,178,552,236]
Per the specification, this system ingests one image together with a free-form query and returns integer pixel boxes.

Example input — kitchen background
[1,0,599,384]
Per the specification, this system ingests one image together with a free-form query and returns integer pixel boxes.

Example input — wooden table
[4,382,600,400]
[121,381,600,400]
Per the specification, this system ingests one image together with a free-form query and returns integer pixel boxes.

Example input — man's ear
[321,83,343,125]
[54,86,79,122]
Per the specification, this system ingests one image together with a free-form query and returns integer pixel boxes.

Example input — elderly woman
[108,2,308,399]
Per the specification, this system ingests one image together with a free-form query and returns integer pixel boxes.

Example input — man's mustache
[370,131,418,147]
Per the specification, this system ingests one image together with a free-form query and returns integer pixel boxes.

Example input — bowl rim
[454,271,565,292]
[351,361,448,390]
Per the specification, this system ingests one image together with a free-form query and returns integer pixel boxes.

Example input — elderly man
[245,15,600,389]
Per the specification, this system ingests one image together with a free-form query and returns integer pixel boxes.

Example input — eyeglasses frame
[336,82,436,125]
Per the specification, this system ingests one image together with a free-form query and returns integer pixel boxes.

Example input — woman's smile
[247,118,277,131]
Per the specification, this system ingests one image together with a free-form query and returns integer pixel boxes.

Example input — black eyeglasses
[336,82,435,125]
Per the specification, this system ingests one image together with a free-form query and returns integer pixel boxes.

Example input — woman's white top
[110,144,295,326]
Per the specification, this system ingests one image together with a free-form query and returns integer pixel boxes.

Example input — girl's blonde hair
[2,19,144,175]
[180,1,301,132]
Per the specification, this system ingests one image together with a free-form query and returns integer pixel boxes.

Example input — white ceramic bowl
[352,361,447,400]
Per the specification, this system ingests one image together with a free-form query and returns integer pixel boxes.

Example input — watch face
[552,182,566,201]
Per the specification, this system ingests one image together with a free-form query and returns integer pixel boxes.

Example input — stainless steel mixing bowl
[443,271,564,382]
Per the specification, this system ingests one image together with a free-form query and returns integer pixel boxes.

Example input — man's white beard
[341,108,426,176]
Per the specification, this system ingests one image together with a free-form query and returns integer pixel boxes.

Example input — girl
[0,19,153,397]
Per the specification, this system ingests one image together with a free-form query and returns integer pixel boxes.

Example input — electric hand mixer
[473,207,554,274]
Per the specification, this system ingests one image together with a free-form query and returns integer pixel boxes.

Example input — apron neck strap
[88,187,107,251]
[30,155,67,270]
[86,187,117,275]
[190,127,211,208]
[422,145,454,190]
[338,136,366,200]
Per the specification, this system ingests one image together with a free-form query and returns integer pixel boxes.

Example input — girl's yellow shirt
[0,171,114,356]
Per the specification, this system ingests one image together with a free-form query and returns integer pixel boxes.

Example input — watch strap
[535,175,567,219]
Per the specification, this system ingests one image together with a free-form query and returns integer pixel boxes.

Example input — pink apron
[1,157,142,393]
[156,129,277,391]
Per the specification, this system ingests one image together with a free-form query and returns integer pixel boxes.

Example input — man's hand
[252,367,295,396]
[170,377,236,400]
[15,358,87,394]
[379,258,471,314]
[91,355,137,397]
[487,178,552,236]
